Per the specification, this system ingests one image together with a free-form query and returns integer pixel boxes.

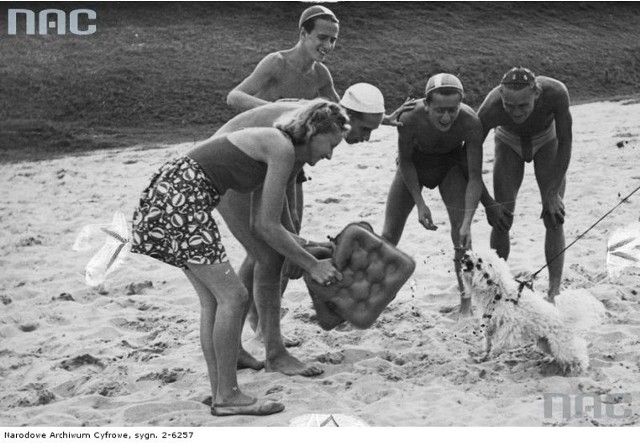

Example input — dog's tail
[555,289,606,332]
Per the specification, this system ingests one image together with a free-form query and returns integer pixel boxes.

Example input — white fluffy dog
[458,249,605,374]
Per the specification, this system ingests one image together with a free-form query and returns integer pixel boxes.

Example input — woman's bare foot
[266,351,323,376]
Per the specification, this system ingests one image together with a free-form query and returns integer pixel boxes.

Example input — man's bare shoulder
[477,86,503,114]
[398,101,427,134]
[538,76,570,105]
[260,50,287,67]
[312,61,331,76]
[457,104,483,129]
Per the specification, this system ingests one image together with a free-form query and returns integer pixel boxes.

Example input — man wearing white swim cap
[381,73,485,317]
[477,67,573,301]
[209,84,407,377]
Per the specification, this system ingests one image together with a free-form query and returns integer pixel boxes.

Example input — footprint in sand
[125,281,153,295]
[60,354,105,371]
[136,368,191,384]
[15,385,56,407]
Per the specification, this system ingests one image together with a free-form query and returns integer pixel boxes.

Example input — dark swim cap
[500,67,536,86]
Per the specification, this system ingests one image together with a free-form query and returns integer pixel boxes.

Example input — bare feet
[237,347,264,371]
[544,289,557,304]
[266,351,323,377]
[252,328,301,348]
[545,288,559,304]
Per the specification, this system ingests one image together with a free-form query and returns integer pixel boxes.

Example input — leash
[516,183,640,297]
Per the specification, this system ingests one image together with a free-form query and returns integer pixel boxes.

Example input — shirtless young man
[215,84,389,376]
[381,74,484,316]
[226,5,340,111]
[477,67,573,301]
[226,5,340,243]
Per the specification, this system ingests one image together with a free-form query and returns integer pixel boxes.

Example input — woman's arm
[245,131,341,284]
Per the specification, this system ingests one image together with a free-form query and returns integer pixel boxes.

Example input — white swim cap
[425,73,464,96]
[339,83,385,114]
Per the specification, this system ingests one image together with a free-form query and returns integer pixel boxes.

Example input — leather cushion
[304,222,416,330]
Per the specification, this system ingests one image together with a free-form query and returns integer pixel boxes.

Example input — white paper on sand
[289,413,369,427]
[73,212,131,286]
[607,222,640,278]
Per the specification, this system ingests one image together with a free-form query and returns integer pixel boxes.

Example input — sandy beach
[1,99,639,427]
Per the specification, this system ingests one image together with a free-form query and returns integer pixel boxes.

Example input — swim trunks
[406,143,467,189]
[494,122,556,163]
[131,156,228,269]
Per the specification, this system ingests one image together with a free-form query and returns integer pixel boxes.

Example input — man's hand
[459,225,472,250]
[541,192,565,227]
[417,203,438,231]
[485,202,514,232]
[383,97,418,127]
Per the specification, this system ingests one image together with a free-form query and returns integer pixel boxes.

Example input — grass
[1,1,639,161]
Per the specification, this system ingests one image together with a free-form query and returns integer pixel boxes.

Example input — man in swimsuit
[477,67,573,301]
[226,5,340,111]
[226,5,339,249]
[381,73,484,317]
[226,6,409,236]
[215,83,392,376]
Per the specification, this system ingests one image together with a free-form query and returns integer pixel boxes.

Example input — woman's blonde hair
[275,99,351,145]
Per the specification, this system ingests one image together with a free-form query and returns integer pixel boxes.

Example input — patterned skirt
[131,156,228,268]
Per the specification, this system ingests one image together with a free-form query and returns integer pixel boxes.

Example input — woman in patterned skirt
[131,100,349,416]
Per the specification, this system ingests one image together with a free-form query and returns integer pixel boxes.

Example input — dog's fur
[459,249,604,374]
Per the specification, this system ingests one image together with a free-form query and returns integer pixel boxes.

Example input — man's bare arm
[397,121,437,231]
[316,64,340,103]
[459,118,485,249]
[548,87,573,195]
[226,53,281,112]
[477,90,514,231]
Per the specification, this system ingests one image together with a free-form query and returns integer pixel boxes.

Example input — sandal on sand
[211,399,285,417]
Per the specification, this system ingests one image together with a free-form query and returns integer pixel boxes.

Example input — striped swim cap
[425,73,464,96]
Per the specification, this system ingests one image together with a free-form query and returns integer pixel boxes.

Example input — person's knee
[542,212,564,230]
[227,285,250,310]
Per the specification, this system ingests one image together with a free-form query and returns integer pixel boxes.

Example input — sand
[1,99,639,427]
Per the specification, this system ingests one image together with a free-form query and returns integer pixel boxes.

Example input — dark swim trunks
[131,156,228,269]
[411,143,468,189]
